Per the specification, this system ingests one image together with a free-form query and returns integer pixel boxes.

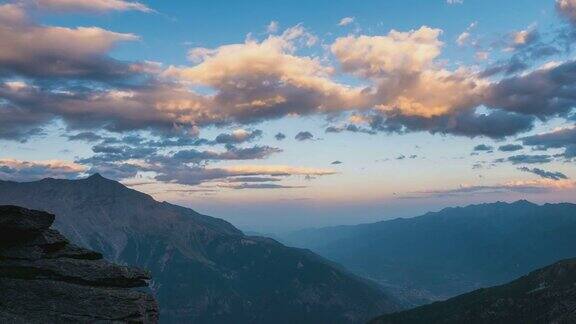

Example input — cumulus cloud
[518,167,568,180]
[331,26,502,137]
[0,158,86,181]
[164,25,363,125]
[34,0,152,12]
[274,132,286,141]
[0,4,139,78]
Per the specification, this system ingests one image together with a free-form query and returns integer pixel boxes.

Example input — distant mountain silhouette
[0,175,400,323]
[280,201,576,303]
[370,257,576,323]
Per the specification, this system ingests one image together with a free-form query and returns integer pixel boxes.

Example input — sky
[1,0,576,233]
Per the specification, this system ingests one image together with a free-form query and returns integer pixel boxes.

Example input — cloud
[34,0,152,12]
[456,22,476,46]
[508,27,540,51]
[474,144,493,151]
[214,129,262,145]
[371,108,535,138]
[520,126,576,158]
[499,144,524,152]
[331,26,505,138]
[164,25,364,125]
[154,164,335,186]
[225,177,282,183]
[218,183,306,190]
[447,0,463,4]
[518,167,568,180]
[557,0,576,25]
[267,21,279,33]
[325,123,376,135]
[0,158,86,181]
[338,17,355,27]
[403,179,575,199]
[331,160,343,165]
[485,60,576,117]
[274,132,286,141]
[0,5,139,78]
[0,2,571,152]
[295,131,314,141]
[506,154,553,164]
[171,145,282,162]
[67,131,105,142]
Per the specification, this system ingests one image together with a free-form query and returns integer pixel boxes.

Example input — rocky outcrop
[370,258,576,324]
[0,205,159,323]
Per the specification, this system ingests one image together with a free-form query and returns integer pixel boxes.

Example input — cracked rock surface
[0,205,159,323]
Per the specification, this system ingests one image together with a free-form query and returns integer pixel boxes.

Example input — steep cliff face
[0,175,400,323]
[0,205,159,323]
[371,258,576,324]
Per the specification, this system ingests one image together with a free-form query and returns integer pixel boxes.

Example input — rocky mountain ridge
[0,175,400,323]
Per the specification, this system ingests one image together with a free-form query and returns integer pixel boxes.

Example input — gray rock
[0,205,54,242]
[0,205,158,323]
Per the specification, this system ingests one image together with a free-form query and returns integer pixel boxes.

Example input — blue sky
[1,0,575,232]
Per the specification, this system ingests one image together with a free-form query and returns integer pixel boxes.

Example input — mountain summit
[0,175,400,323]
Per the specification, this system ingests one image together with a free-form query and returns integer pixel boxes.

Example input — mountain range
[371,257,576,323]
[280,200,576,303]
[0,174,400,323]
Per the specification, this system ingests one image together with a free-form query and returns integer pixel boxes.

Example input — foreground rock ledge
[0,205,159,323]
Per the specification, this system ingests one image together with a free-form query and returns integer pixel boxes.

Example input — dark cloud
[506,154,553,164]
[499,143,524,152]
[518,167,568,180]
[474,144,493,151]
[486,60,576,117]
[274,132,286,141]
[172,146,281,162]
[372,108,535,139]
[331,160,343,165]
[295,131,314,141]
[520,126,576,158]
[67,132,105,142]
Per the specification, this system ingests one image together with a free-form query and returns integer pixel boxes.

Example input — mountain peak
[85,173,106,181]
